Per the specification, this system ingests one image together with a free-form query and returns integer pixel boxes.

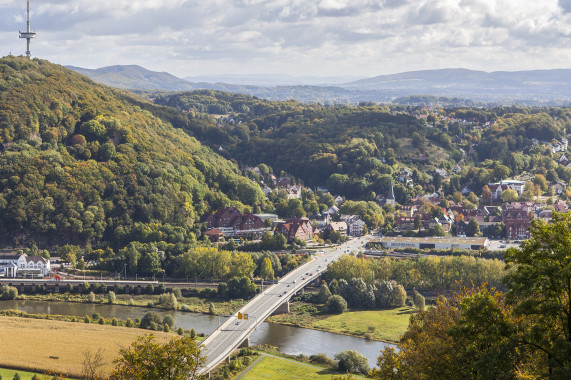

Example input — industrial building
[373,236,489,250]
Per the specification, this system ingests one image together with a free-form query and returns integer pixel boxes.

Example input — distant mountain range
[68,65,571,105]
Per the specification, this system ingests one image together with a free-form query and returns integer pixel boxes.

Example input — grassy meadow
[268,305,416,342]
[236,355,340,380]
[0,316,173,377]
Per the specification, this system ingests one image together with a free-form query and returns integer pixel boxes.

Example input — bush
[158,293,178,310]
[163,315,175,329]
[107,291,117,304]
[87,292,96,303]
[84,315,91,323]
[325,295,347,314]
[335,350,370,375]
[140,311,162,330]
[309,353,337,368]
[413,290,425,311]
[0,285,18,300]
[173,288,182,298]
[126,318,134,327]
[111,317,119,326]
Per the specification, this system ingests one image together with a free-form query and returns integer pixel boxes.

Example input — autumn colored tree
[110,334,205,380]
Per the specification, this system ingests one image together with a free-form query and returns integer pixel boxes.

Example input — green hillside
[0,57,263,249]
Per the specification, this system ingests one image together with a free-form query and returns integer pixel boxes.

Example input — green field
[237,355,339,379]
[268,306,416,342]
[0,367,70,380]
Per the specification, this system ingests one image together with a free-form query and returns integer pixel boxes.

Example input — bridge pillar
[239,337,250,348]
[272,301,290,315]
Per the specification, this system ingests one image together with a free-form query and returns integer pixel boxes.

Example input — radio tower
[19,0,37,58]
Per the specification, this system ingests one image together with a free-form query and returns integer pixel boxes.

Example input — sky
[1,0,571,79]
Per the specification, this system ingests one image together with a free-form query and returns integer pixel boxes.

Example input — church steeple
[388,178,395,200]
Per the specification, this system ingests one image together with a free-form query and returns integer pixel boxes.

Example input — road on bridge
[199,235,372,375]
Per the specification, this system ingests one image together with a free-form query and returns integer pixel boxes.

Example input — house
[502,202,537,240]
[314,213,331,228]
[434,168,448,178]
[551,180,567,195]
[200,207,266,231]
[334,196,344,205]
[326,222,348,236]
[275,217,315,242]
[488,180,526,200]
[204,229,224,242]
[0,251,51,278]
[348,219,366,236]
[286,185,303,199]
[323,205,339,216]
[395,216,417,231]
[553,200,568,213]
[400,205,418,217]
[340,215,367,236]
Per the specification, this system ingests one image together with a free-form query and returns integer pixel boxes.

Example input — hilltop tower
[19,0,37,58]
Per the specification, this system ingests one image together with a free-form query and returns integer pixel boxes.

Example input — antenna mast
[19,0,37,58]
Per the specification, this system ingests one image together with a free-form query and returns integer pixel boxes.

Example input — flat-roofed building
[373,236,489,250]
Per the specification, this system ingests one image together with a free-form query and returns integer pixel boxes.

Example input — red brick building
[502,202,536,240]
[200,207,265,231]
[275,217,315,242]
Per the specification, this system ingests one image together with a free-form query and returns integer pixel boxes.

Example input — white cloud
[1,0,570,77]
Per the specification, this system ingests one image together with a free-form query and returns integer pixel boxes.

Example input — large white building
[373,236,489,251]
[0,252,50,278]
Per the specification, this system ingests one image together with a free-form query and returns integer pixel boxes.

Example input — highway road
[198,235,372,375]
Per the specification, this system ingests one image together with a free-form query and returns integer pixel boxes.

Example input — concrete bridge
[0,278,159,294]
[198,236,370,376]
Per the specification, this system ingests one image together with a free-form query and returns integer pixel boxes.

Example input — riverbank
[0,315,173,377]
[21,292,246,315]
[267,303,415,343]
[14,293,413,342]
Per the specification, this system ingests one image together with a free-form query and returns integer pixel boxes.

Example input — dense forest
[0,57,263,250]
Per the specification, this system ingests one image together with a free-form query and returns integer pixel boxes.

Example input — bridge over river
[199,236,371,376]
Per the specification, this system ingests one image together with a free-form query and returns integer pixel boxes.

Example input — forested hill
[153,90,571,203]
[0,57,263,249]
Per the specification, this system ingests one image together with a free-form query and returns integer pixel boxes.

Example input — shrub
[413,290,425,311]
[335,350,370,375]
[325,295,347,314]
[92,313,100,320]
[107,291,117,304]
[140,311,162,330]
[98,318,105,325]
[0,285,18,300]
[177,327,184,335]
[163,314,175,329]
[88,292,96,303]
[84,315,91,323]
[111,317,119,326]
[158,293,177,310]
[173,288,182,298]
[310,353,337,368]
[126,319,134,327]
[190,328,196,339]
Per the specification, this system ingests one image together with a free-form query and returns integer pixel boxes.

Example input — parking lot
[487,239,521,251]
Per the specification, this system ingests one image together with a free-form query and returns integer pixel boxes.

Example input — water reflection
[0,300,394,366]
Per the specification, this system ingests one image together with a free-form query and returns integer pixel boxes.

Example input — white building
[0,252,50,278]
[373,236,489,250]
[348,219,367,236]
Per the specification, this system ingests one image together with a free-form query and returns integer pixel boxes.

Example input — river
[0,300,394,366]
